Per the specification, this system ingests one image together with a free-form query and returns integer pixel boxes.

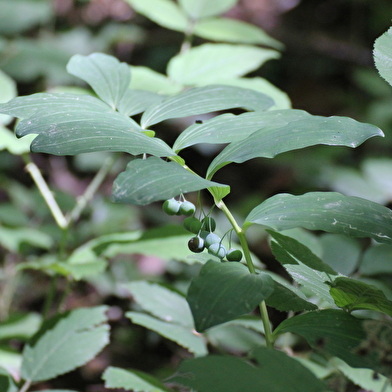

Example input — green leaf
[374,26,392,87]
[170,347,326,392]
[173,111,290,152]
[330,357,392,392]
[245,192,392,244]
[125,0,187,31]
[127,312,207,356]
[273,309,377,369]
[167,44,279,85]
[124,281,194,327]
[319,234,361,276]
[187,260,274,332]
[0,226,53,253]
[270,241,334,305]
[0,93,174,157]
[194,17,283,48]
[111,156,226,205]
[118,89,164,116]
[0,69,17,125]
[178,0,237,19]
[141,85,274,128]
[0,366,17,392]
[265,278,318,312]
[0,313,42,341]
[0,126,36,155]
[21,306,109,383]
[328,277,392,317]
[66,53,131,110]
[129,66,183,95]
[207,111,384,178]
[0,0,52,35]
[268,230,337,275]
[103,366,170,392]
[360,243,392,275]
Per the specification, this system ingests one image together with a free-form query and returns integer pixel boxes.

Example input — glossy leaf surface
[167,44,279,85]
[0,93,174,157]
[21,306,109,382]
[245,192,392,244]
[66,53,130,109]
[111,157,227,205]
[141,85,274,128]
[207,112,383,178]
[103,367,170,392]
[187,260,274,332]
[170,347,325,392]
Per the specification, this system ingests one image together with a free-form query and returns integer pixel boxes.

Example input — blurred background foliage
[1,1,392,391]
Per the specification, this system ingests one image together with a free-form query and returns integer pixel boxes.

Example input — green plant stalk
[23,155,68,229]
[18,379,32,392]
[215,198,274,348]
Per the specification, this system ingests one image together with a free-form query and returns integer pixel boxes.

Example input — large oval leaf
[245,192,392,244]
[187,260,274,332]
[0,93,174,157]
[207,111,384,178]
[111,157,227,205]
[66,53,130,110]
[140,85,274,128]
[178,0,237,19]
[167,44,279,85]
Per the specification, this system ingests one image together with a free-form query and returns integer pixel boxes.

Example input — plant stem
[180,19,196,54]
[215,199,274,348]
[18,379,32,392]
[42,275,58,319]
[66,155,116,225]
[23,155,67,229]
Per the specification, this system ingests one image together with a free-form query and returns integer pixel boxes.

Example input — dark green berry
[188,236,205,253]
[204,233,221,248]
[179,201,196,216]
[183,217,202,234]
[226,249,243,262]
[162,198,181,215]
[208,243,226,259]
[202,216,216,232]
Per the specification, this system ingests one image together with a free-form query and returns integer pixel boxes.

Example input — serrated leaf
[170,347,326,392]
[273,309,385,372]
[129,66,183,94]
[0,93,174,157]
[194,17,283,48]
[111,156,226,205]
[328,277,392,316]
[374,26,392,87]
[141,85,273,128]
[125,0,187,31]
[167,44,279,85]
[66,53,131,110]
[207,112,384,178]
[360,243,392,275]
[178,0,237,19]
[103,367,170,392]
[124,281,194,327]
[21,306,109,382]
[245,192,392,244]
[127,312,207,356]
[268,230,337,275]
[187,260,274,332]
